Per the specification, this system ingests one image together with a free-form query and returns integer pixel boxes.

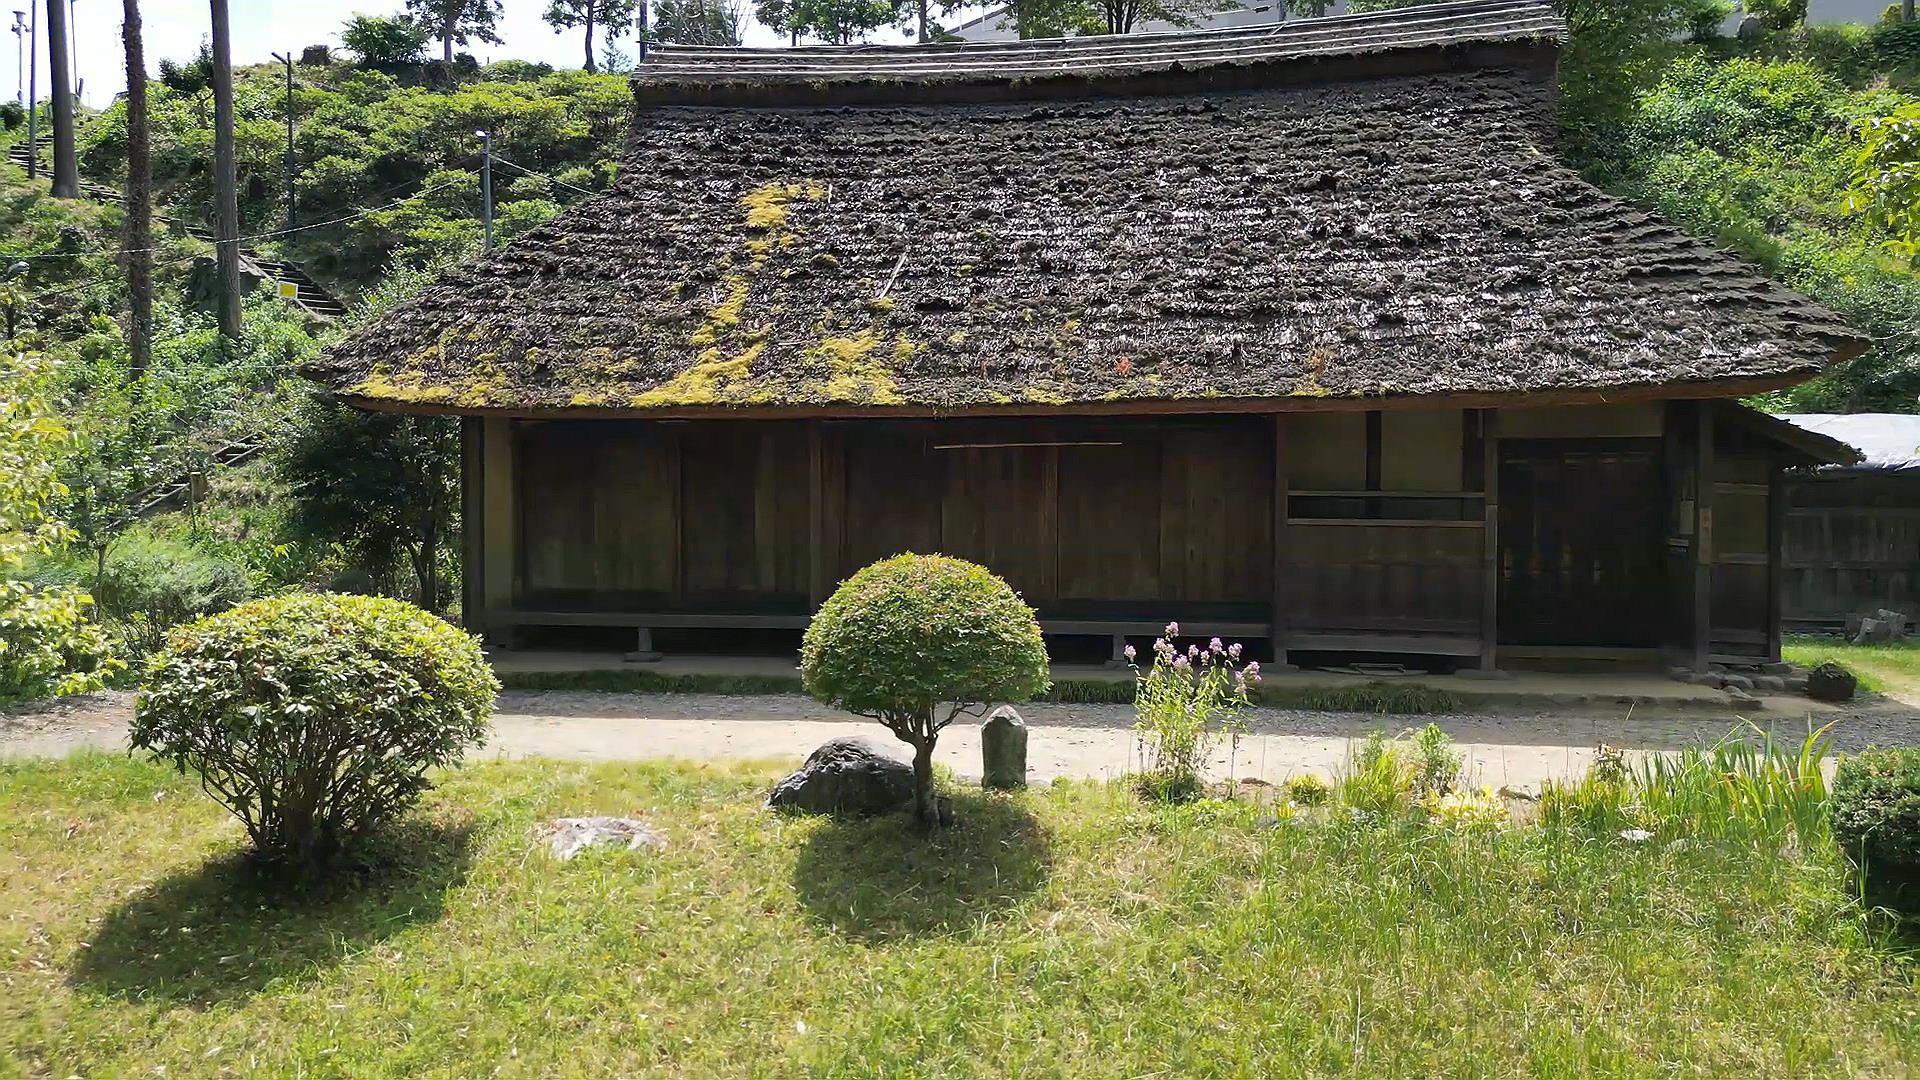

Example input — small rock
[981,705,1029,791]
[1787,675,1810,693]
[767,737,914,816]
[1665,666,1693,682]
[538,817,665,861]
[1877,609,1909,638]
[1721,673,1754,692]
[1685,672,1725,689]
[1807,661,1857,703]
[1497,784,1538,803]
[1756,675,1787,692]
[1760,661,1794,676]
[1726,688,1762,710]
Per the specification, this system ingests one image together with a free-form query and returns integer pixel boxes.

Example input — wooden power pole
[209,0,241,339]
[122,0,151,379]
[43,0,76,197]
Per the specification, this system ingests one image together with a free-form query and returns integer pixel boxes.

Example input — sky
[14,0,936,109]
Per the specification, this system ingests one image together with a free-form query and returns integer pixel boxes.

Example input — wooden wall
[1783,471,1920,626]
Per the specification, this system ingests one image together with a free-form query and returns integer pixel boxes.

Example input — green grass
[4,754,1916,1077]
[1781,634,1919,696]
[500,670,1466,715]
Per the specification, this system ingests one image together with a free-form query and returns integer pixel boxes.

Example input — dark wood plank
[809,422,826,608]
[1272,414,1290,664]
[1694,404,1715,671]
[460,416,485,633]
[1480,408,1498,670]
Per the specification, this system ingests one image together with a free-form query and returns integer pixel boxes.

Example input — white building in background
[950,0,1891,44]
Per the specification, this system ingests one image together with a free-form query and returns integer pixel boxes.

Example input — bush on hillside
[0,581,118,701]
[132,593,497,870]
[89,535,254,656]
[1831,748,1920,913]
[801,554,1049,824]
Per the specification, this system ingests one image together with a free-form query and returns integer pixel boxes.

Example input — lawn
[1783,633,1920,697]
[3,753,1916,1078]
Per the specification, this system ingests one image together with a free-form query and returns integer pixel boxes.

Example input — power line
[490,154,603,199]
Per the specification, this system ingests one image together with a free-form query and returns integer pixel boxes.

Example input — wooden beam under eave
[460,416,485,636]
[1271,413,1290,668]
[1693,404,1716,673]
[1480,408,1500,672]
[808,421,826,611]
[327,373,1818,423]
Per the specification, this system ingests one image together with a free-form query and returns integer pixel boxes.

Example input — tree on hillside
[121,0,152,381]
[752,0,802,42]
[406,0,505,66]
[779,0,897,44]
[654,0,745,45]
[544,0,638,72]
[1095,0,1227,34]
[340,13,431,68]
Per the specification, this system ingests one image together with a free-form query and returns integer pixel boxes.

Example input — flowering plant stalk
[1128,622,1260,801]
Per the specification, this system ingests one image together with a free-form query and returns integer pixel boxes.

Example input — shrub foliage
[801,554,1049,822]
[1831,747,1920,912]
[131,593,498,868]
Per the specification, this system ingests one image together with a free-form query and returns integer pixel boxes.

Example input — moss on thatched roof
[310,2,1862,417]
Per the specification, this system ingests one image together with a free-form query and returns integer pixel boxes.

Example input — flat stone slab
[538,816,667,860]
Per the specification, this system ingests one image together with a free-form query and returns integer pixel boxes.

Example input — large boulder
[767,737,913,816]
[1807,661,1858,704]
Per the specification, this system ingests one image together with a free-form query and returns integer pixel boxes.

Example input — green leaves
[130,592,499,868]
[801,554,1050,726]
[0,579,120,701]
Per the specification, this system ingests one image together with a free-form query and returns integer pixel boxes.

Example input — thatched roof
[310,0,1864,418]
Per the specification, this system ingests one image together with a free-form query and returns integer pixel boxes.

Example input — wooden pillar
[1693,404,1716,672]
[460,416,485,636]
[481,417,517,624]
[1479,408,1500,671]
[1767,456,1785,663]
[808,421,826,611]
[1271,413,1292,669]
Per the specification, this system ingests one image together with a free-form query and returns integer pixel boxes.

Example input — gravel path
[4,689,1914,791]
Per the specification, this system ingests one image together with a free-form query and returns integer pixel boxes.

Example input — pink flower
[1165,622,1180,638]
[1228,642,1243,660]
[1187,644,1200,659]
[1172,654,1190,670]
[1244,660,1262,683]
[1123,644,1137,661]
[1209,637,1224,654]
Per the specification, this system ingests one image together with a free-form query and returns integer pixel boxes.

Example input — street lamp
[11,12,24,106]
[269,51,294,231]
[475,129,492,252]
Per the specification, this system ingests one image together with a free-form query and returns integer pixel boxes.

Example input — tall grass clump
[1543,723,1837,851]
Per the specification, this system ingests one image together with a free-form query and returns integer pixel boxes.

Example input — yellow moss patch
[807,329,903,405]
[690,277,751,347]
[630,343,767,407]
[741,180,826,231]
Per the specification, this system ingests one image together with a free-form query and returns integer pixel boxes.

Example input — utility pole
[23,1,32,178]
[43,0,75,196]
[122,0,150,380]
[1907,0,1915,23]
[636,0,647,60]
[477,129,492,252]
[270,50,294,231]
[209,0,241,338]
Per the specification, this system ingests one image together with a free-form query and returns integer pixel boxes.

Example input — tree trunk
[911,736,935,824]
[1908,0,1915,22]
[443,12,455,65]
[122,0,152,381]
[917,0,927,42]
[583,0,598,72]
[44,0,78,197]
[209,0,242,339]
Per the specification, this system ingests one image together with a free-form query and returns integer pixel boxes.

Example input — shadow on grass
[792,790,1051,942]
[68,820,476,1006]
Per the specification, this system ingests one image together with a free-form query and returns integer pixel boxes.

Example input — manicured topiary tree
[132,592,498,870]
[801,554,1050,824]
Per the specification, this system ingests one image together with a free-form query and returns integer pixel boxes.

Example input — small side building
[1780,413,1920,630]
[308,0,1864,671]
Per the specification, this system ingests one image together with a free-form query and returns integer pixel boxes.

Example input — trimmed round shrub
[801,554,1049,822]
[1831,748,1920,914]
[132,593,498,868]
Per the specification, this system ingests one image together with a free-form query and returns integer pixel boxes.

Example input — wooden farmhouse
[1780,414,1920,630]
[312,0,1865,673]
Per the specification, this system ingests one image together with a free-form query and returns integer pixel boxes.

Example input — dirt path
[5,690,1914,791]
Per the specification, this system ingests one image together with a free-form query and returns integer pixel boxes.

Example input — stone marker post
[982,705,1028,790]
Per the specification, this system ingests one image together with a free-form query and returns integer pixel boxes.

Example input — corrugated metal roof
[1780,414,1920,471]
